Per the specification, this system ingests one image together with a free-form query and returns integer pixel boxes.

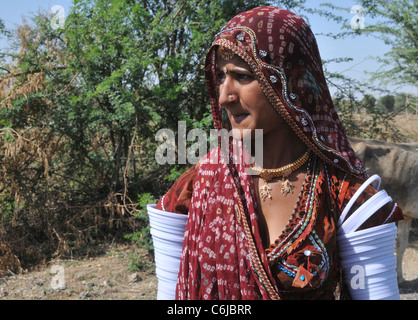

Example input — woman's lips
[232,114,249,124]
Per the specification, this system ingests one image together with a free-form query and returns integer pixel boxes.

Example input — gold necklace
[251,151,310,200]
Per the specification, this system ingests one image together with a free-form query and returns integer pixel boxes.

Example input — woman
[156,6,403,300]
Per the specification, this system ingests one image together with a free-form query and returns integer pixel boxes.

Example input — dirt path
[1,240,417,300]
[0,244,158,300]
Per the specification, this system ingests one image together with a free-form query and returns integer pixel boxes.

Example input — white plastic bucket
[154,245,183,258]
[359,270,398,286]
[337,222,397,241]
[150,227,185,243]
[337,177,400,300]
[338,231,397,246]
[147,204,188,300]
[338,190,393,235]
[155,266,181,281]
[158,281,176,300]
[147,218,186,235]
[343,269,397,285]
[338,240,396,257]
[339,247,395,264]
[154,251,182,269]
[349,279,399,300]
[341,254,396,272]
[344,268,399,300]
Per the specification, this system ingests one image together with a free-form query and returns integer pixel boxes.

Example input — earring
[223,67,228,74]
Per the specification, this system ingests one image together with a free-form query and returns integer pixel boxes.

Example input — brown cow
[349,137,418,283]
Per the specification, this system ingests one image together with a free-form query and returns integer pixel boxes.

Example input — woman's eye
[215,70,254,85]
[237,73,254,82]
[216,72,225,84]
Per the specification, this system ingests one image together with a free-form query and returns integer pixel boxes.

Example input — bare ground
[393,114,418,142]
[0,244,158,300]
[0,228,416,300]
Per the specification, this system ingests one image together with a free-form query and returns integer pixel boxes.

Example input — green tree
[0,0,270,270]
[0,18,10,68]
[361,94,376,109]
[322,0,417,87]
[360,94,376,113]
[394,93,407,112]
[378,94,395,113]
[315,1,412,141]
[359,0,417,87]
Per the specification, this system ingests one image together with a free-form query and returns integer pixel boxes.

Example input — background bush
[0,0,415,272]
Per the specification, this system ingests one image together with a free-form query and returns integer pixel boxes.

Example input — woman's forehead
[216,47,251,70]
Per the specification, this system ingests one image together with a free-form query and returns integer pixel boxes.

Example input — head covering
[205,6,367,179]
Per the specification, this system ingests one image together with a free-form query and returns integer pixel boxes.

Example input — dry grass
[392,114,418,142]
[344,113,418,142]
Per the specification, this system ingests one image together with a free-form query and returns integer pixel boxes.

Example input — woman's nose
[218,76,237,107]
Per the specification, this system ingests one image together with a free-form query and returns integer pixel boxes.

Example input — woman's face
[216,51,283,140]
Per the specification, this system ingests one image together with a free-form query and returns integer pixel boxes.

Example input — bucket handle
[338,174,381,228]
[338,189,392,235]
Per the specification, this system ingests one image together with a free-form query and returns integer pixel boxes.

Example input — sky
[0,0,416,97]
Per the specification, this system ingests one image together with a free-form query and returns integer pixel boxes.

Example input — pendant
[281,179,295,196]
[259,181,272,201]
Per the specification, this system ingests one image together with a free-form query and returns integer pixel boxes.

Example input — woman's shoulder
[155,146,231,214]
[155,161,200,214]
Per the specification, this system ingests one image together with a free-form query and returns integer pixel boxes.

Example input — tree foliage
[0,0,270,271]
[0,0,414,272]
[359,0,417,86]
[320,0,417,87]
